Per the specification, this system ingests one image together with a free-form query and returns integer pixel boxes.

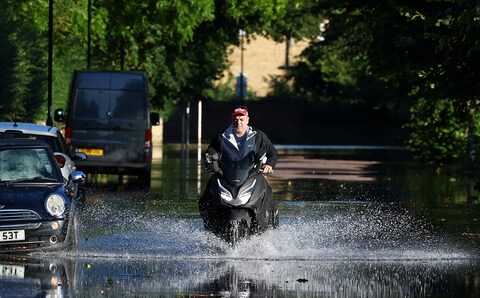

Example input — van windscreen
[73,89,146,120]
[74,89,109,120]
[110,90,146,120]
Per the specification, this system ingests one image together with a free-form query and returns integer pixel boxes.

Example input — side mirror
[69,171,86,184]
[206,147,220,160]
[54,108,65,122]
[150,112,160,126]
[206,147,221,174]
[73,152,87,161]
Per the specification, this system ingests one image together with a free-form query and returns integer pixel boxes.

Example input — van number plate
[78,148,104,156]
[0,230,25,242]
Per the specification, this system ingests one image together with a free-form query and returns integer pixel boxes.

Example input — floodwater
[1,145,479,297]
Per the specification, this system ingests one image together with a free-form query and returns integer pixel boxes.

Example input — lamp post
[46,0,53,126]
[87,0,91,69]
[238,29,246,101]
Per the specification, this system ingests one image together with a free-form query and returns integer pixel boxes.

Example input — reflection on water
[1,254,478,297]
[1,145,479,296]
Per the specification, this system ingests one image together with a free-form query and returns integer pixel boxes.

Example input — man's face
[232,115,249,134]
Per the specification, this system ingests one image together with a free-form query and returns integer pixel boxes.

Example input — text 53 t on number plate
[1,230,26,242]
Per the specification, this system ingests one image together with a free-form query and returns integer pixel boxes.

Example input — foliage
[205,74,237,102]
[82,0,309,119]
[1,0,305,121]
[406,98,466,165]
[0,1,48,122]
[398,0,480,167]
[277,0,480,167]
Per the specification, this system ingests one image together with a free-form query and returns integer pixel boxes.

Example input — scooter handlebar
[258,167,274,174]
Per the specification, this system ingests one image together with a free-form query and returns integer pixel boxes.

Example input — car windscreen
[0,148,60,182]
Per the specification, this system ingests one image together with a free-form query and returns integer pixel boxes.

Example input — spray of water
[65,200,471,261]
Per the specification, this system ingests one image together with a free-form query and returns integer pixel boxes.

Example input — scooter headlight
[45,194,66,217]
[218,180,234,203]
[217,179,256,206]
[237,180,256,204]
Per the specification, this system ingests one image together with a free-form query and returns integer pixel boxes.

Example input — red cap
[232,106,249,116]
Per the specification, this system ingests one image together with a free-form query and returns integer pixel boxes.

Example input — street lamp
[87,0,92,69]
[46,0,53,126]
[237,29,247,101]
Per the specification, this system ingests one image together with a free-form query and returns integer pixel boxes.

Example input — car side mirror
[69,171,86,184]
[54,108,65,122]
[150,112,160,126]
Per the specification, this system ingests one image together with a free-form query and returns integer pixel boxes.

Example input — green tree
[0,1,48,122]
[2,0,307,121]
[87,0,304,119]
[0,0,89,122]
[282,0,480,168]
[401,0,480,169]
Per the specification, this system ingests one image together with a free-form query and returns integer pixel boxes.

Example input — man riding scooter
[198,105,279,243]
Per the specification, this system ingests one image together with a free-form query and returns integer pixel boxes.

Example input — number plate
[77,148,104,156]
[0,230,26,242]
[0,265,25,278]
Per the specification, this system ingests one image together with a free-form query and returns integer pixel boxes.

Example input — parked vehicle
[54,70,160,183]
[199,147,279,244]
[0,122,87,181]
[0,139,86,252]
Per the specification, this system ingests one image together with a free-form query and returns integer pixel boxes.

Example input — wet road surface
[1,148,479,297]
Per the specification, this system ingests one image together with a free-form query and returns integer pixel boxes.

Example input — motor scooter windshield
[219,149,255,187]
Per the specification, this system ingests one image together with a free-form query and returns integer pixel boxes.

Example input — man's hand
[260,164,273,174]
[205,153,213,164]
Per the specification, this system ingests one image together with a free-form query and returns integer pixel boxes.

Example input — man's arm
[204,134,222,171]
[256,130,278,173]
[264,140,278,168]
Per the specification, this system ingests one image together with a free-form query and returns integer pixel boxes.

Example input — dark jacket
[206,125,278,168]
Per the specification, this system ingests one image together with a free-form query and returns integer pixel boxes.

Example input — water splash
[68,200,471,261]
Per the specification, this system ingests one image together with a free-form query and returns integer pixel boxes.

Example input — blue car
[0,139,85,253]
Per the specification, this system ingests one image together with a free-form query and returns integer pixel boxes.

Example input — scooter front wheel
[225,219,249,245]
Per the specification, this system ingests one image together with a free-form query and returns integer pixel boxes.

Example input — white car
[0,122,87,180]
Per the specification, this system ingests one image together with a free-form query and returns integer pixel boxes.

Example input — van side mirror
[150,112,160,126]
[54,108,65,122]
[73,152,87,161]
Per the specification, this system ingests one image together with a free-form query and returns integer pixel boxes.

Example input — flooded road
[1,145,479,297]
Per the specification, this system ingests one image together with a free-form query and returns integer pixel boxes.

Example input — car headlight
[217,179,256,206]
[45,194,66,217]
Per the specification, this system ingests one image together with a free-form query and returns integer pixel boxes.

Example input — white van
[55,70,159,183]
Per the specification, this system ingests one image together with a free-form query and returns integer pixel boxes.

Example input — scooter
[199,148,279,244]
